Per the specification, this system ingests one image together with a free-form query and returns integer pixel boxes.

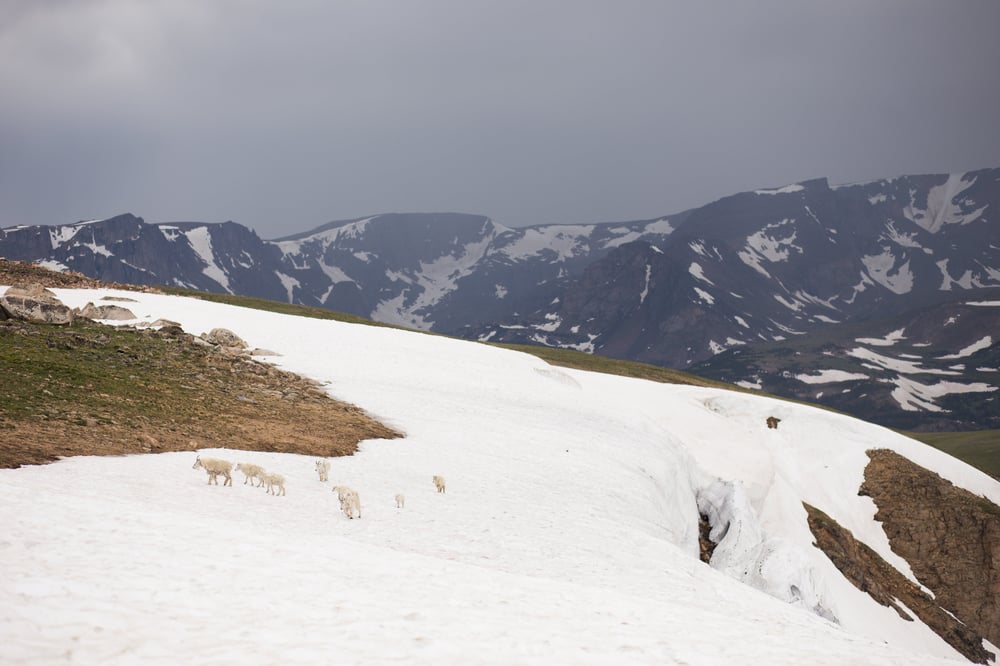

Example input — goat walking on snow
[261,472,286,496]
[433,475,446,493]
[395,494,405,509]
[342,489,361,519]
[193,456,234,486]
[236,462,266,487]
[315,459,330,483]
[333,485,361,519]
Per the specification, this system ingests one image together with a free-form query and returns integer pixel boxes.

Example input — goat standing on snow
[315,459,330,483]
[261,472,286,496]
[433,475,446,493]
[395,494,405,509]
[333,485,361,518]
[236,462,266,487]
[192,456,234,486]
[342,489,361,519]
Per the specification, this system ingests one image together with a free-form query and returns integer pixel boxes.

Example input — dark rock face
[805,501,993,664]
[805,447,1000,664]
[859,449,1000,654]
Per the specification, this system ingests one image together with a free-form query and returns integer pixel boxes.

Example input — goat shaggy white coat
[333,485,361,518]
[192,456,234,486]
[342,489,361,519]
[315,459,330,482]
[236,462,265,487]
[433,475,446,493]
[261,472,286,496]
[395,494,405,509]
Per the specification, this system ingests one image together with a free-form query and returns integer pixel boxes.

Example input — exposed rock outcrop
[200,327,247,350]
[0,284,75,325]
[76,302,137,321]
[805,502,993,664]
[859,448,1000,654]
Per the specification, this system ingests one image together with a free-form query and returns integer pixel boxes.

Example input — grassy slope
[904,431,1000,479]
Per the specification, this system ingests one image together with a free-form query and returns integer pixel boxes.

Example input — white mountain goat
[332,485,353,508]
[333,485,361,518]
[433,475,446,493]
[261,472,286,496]
[342,489,361,519]
[395,494,405,509]
[192,456,234,486]
[315,459,330,482]
[236,462,266,487]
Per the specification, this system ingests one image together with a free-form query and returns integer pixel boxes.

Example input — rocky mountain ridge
[1,168,997,429]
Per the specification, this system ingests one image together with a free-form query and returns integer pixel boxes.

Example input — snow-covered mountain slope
[1,287,997,664]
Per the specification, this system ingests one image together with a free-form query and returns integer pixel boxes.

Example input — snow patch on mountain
[183,226,230,291]
[640,264,652,304]
[936,259,1000,290]
[689,262,714,285]
[694,287,715,305]
[884,221,923,249]
[738,220,801,278]
[856,329,907,347]
[642,217,674,235]
[275,272,300,302]
[890,376,997,412]
[795,370,870,384]
[755,183,805,196]
[903,174,987,233]
[500,225,593,262]
[847,348,960,376]
[862,250,913,295]
[938,336,993,360]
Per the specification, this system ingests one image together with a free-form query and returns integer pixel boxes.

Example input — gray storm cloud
[1,1,999,238]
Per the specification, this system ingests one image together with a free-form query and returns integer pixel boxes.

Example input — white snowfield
[2,287,998,665]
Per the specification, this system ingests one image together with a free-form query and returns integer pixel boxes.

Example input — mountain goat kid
[192,456,234,486]
[236,462,266,487]
[433,475,446,493]
[261,472,286,496]
[315,459,330,482]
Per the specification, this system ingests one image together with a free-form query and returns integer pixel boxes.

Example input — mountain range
[1,167,998,430]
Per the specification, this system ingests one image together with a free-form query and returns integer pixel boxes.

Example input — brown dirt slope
[0,260,401,468]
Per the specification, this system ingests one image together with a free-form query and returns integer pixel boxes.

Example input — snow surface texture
[2,287,998,665]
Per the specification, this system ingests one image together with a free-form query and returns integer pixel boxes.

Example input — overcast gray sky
[1,1,998,239]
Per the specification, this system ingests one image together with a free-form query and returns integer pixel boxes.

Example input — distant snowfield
[2,287,998,665]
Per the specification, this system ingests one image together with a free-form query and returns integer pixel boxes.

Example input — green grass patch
[903,430,1000,479]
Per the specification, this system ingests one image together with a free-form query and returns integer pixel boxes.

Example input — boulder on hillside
[76,302,137,321]
[200,327,248,349]
[0,283,74,325]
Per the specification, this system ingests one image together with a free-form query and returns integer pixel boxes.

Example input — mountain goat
[261,472,286,496]
[333,485,361,518]
[433,475,446,493]
[236,462,266,487]
[342,489,361,519]
[192,456,234,486]
[315,459,330,482]
[395,493,405,509]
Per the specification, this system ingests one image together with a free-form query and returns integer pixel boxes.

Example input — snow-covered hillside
[2,287,997,665]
